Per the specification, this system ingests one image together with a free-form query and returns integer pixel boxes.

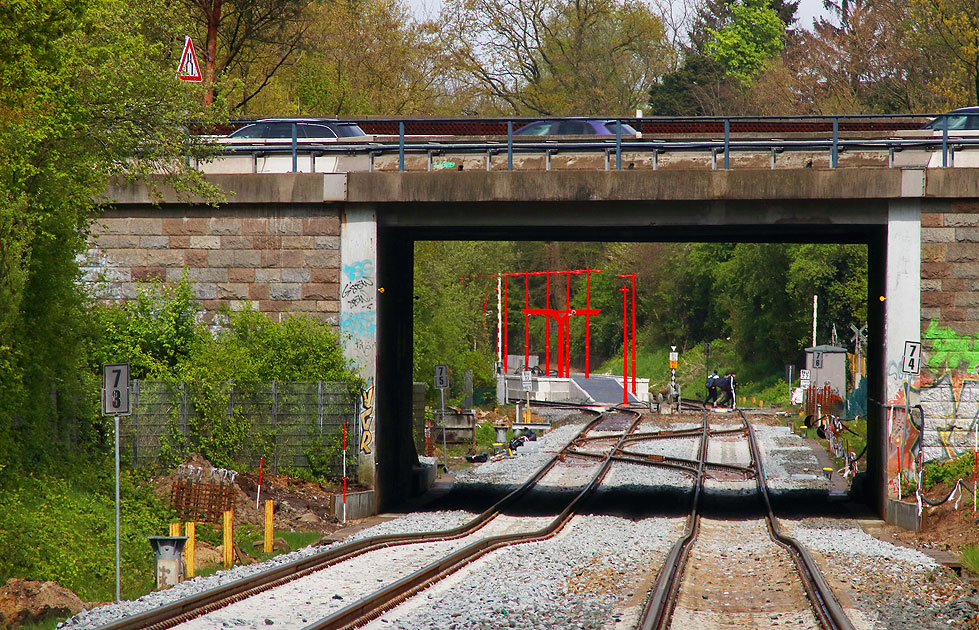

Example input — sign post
[434,365,449,471]
[669,346,679,407]
[102,363,131,602]
[521,369,532,422]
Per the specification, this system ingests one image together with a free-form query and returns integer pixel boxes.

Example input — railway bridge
[91,163,979,517]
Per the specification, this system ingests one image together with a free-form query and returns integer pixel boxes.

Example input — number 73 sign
[102,363,132,416]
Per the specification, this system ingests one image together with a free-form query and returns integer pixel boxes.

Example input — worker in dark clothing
[715,371,736,408]
[705,370,719,406]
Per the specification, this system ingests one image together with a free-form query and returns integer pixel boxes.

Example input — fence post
[180,381,188,437]
[132,380,140,469]
[272,380,278,473]
[318,380,324,436]
[723,119,730,169]
[227,380,234,418]
[399,122,405,172]
[831,117,839,169]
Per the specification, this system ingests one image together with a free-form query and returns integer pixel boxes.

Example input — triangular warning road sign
[177,36,202,82]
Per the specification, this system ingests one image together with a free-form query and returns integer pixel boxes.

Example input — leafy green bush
[0,461,174,601]
[922,452,977,491]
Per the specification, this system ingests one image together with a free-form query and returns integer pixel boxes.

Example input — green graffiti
[433,161,456,170]
[924,320,979,372]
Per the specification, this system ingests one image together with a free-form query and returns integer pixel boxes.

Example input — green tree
[413,241,518,402]
[910,0,979,106]
[0,0,220,471]
[446,0,672,115]
[705,0,786,84]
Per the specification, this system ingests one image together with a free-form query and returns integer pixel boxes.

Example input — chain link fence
[124,380,359,478]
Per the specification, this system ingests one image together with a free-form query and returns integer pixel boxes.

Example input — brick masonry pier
[82,204,342,323]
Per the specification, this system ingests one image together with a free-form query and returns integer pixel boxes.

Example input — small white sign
[521,370,533,391]
[801,379,811,388]
[903,341,922,375]
[669,351,678,362]
[434,364,449,389]
[813,352,824,369]
[102,363,131,416]
[800,369,811,381]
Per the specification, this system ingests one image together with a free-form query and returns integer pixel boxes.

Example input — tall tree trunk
[204,0,223,105]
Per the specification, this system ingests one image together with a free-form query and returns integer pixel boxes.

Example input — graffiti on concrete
[341,258,377,372]
[340,311,376,338]
[359,378,375,454]
[344,259,374,282]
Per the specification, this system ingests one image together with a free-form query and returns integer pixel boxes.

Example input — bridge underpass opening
[373,217,885,517]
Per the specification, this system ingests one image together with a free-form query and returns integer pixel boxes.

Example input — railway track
[92,407,642,630]
[637,410,854,630]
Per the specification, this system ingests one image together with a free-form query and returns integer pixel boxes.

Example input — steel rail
[637,410,854,630]
[744,412,855,630]
[92,410,611,630]
[301,410,645,630]
[566,447,753,480]
[636,411,710,630]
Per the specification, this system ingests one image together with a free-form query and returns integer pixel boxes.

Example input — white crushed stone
[782,521,939,570]
[360,514,684,630]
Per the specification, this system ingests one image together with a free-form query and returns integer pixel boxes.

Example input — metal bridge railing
[200,114,970,174]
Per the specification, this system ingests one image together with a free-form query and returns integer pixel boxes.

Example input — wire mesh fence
[124,380,359,479]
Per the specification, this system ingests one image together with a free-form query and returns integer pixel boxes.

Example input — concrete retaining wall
[333,490,376,520]
[886,498,921,532]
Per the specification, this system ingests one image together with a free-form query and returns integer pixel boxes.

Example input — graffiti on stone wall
[885,322,979,474]
[359,377,375,454]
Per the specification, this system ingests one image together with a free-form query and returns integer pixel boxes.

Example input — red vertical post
[524,273,530,369]
[620,286,629,404]
[631,275,637,394]
[585,271,591,378]
[566,271,571,377]
[503,274,509,373]
[545,274,550,375]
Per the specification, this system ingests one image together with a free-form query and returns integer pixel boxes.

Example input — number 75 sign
[102,363,132,416]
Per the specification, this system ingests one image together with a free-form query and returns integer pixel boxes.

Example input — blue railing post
[831,117,838,169]
[507,121,513,170]
[615,120,622,170]
[291,122,298,172]
[942,117,949,167]
[399,122,405,171]
[723,119,730,169]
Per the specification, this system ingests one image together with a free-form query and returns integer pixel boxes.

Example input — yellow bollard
[752,397,756,404]
[184,522,196,578]
[169,522,181,536]
[264,500,274,554]
[760,399,763,407]
[223,511,234,568]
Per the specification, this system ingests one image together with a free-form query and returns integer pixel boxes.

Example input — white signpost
[102,363,130,603]
[800,368,811,388]
[434,365,449,471]
[521,369,533,424]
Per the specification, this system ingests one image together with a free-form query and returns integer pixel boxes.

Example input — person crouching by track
[714,371,736,408]
[705,370,719,407]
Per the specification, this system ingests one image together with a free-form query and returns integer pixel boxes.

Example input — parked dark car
[513,119,638,136]
[921,107,979,131]
[226,118,367,141]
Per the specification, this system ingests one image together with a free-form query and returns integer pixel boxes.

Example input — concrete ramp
[571,374,640,405]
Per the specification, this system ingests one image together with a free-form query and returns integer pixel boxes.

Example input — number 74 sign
[102,363,132,416]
